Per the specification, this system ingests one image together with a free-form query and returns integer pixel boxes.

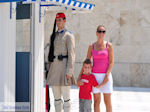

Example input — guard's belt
[54,54,68,61]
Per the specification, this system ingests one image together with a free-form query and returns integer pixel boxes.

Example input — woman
[77,25,114,112]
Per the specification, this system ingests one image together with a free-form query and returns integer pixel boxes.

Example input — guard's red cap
[56,13,66,19]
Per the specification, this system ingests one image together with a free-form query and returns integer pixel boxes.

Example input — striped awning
[0,0,95,11]
[23,0,95,10]
[0,0,21,2]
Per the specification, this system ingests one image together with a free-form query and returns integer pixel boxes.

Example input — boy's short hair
[83,59,91,65]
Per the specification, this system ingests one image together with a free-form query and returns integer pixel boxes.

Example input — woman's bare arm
[106,42,114,76]
[101,42,114,86]
[86,44,93,59]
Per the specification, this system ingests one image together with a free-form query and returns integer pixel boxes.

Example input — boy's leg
[51,86,63,112]
[61,86,71,112]
[79,99,85,112]
[84,100,92,112]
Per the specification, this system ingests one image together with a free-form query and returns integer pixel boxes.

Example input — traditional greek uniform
[46,28,75,112]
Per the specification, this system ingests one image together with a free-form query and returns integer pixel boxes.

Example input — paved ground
[49,86,150,112]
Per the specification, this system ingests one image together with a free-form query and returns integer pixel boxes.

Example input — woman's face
[96,27,106,39]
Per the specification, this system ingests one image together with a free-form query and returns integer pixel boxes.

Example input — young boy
[78,59,99,112]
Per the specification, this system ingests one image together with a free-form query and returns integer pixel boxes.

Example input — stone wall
[44,0,150,87]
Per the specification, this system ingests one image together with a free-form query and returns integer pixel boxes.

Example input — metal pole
[30,3,35,112]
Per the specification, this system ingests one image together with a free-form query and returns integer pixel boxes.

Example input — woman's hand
[100,75,109,86]
[96,76,109,88]
[96,84,103,88]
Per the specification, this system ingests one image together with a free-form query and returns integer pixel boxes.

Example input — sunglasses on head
[97,30,106,34]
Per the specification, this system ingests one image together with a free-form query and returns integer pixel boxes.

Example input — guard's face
[56,18,66,29]
[83,64,91,74]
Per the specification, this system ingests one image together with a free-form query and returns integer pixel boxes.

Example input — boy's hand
[77,80,84,87]
[96,84,103,88]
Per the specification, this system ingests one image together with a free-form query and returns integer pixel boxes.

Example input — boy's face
[83,64,91,74]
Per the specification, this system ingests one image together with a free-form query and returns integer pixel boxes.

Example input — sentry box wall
[0,2,45,112]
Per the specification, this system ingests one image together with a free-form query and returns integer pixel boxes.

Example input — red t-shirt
[79,74,98,100]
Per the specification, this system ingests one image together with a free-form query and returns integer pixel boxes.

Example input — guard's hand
[66,75,72,79]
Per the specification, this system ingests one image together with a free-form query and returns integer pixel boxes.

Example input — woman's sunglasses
[97,30,106,34]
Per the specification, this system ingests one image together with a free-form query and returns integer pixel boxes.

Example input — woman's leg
[94,93,101,112]
[103,93,112,112]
